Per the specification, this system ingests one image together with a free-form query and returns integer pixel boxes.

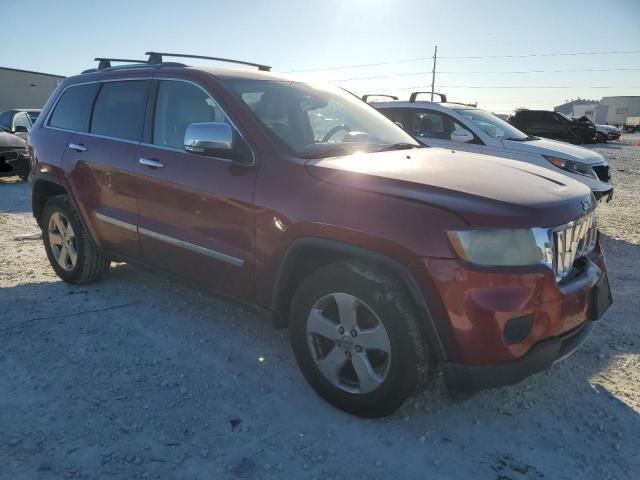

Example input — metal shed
[0,67,65,111]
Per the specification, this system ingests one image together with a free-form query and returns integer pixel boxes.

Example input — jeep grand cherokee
[28,53,612,417]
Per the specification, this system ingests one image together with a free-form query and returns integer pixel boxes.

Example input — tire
[596,132,607,143]
[41,195,111,284]
[568,129,583,145]
[289,261,431,417]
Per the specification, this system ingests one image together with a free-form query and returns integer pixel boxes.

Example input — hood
[0,131,26,149]
[305,147,594,229]
[502,137,605,165]
[596,124,620,132]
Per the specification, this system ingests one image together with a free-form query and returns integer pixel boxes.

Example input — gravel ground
[1,135,639,480]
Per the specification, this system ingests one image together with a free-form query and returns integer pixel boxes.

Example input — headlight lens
[543,155,596,179]
[447,229,553,267]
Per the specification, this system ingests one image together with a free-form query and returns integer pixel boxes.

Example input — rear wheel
[41,195,111,284]
[596,132,607,143]
[289,261,431,417]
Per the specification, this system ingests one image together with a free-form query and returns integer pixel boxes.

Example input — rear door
[411,108,483,154]
[135,77,256,301]
[377,107,412,131]
[60,79,149,260]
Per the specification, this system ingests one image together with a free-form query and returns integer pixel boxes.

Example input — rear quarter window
[49,83,100,132]
[91,81,149,141]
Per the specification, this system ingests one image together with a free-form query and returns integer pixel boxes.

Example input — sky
[1,0,639,113]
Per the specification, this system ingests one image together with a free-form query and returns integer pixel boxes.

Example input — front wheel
[289,261,432,417]
[596,132,607,143]
[41,195,111,284]
[568,130,583,145]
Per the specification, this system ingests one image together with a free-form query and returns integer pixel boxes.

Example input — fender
[31,172,100,249]
[271,236,453,361]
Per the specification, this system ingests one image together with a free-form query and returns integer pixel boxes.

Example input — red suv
[28,53,612,417]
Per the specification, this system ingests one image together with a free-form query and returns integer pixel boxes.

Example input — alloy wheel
[306,293,391,394]
[48,212,78,272]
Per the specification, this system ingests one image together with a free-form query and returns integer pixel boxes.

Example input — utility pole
[431,45,438,102]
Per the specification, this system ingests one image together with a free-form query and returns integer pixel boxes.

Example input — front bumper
[415,239,611,390]
[441,320,594,390]
[0,149,29,177]
[604,131,621,140]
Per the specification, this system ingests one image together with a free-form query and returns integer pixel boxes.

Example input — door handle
[139,157,164,169]
[69,143,88,152]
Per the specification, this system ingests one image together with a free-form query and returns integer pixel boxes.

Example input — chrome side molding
[94,211,244,268]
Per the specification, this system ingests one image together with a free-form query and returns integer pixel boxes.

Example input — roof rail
[409,91,448,103]
[361,94,398,103]
[94,57,148,70]
[145,52,272,71]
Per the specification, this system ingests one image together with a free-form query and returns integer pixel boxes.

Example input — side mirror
[450,128,474,143]
[13,125,28,133]
[184,122,233,154]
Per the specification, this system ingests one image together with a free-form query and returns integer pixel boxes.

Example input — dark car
[28,53,612,417]
[509,109,596,145]
[0,128,29,179]
[0,109,41,139]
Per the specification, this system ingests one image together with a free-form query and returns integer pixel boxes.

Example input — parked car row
[24,53,612,417]
[0,109,40,179]
[367,93,613,202]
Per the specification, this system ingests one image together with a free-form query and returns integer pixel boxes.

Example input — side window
[241,90,295,147]
[153,80,230,150]
[13,113,31,130]
[412,111,450,139]
[91,81,148,141]
[49,83,100,132]
[0,111,12,129]
[378,108,411,131]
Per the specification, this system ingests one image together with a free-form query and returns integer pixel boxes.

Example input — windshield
[27,111,40,122]
[458,109,529,140]
[223,80,420,158]
[557,112,574,122]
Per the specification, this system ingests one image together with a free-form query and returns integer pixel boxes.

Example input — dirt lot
[1,136,639,480]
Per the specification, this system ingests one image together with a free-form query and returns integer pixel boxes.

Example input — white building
[595,96,640,125]
[0,67,64,111]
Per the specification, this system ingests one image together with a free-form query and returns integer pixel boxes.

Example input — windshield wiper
[504,136,538,142]
[300,145,360,159]
[369,142,421,152]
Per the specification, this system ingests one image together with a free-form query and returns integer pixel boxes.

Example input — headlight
[543,155,597,179]
[447,228,553,267]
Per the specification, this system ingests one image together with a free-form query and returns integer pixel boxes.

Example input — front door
[412,109,483,154]
[135,78,256,301]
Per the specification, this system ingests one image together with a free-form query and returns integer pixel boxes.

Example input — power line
[439,50,640,59]
[330,67,640,82]
[353,84,639,92]
[283,49,640,73]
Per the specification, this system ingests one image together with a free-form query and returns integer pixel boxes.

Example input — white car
[370,95,613,201]
[595,124,621,142]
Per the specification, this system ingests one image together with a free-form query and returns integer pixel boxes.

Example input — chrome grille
[553,212,597,282]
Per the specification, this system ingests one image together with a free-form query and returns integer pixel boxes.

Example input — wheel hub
[306,292,392,394]
[340,336,354,351]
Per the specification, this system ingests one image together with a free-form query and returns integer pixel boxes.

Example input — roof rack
[409,91,448,103]
[409,91,478,107]
[94,58,148,70]
[145,52,272,71]
[362,94,399,103]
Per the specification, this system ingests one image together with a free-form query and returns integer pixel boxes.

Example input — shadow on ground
[0,178,31,214]
[1,236,638,479]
